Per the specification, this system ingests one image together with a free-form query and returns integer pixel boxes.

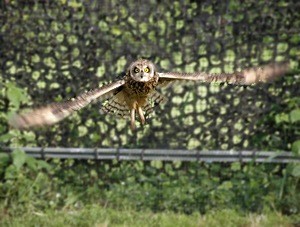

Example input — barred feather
[100,92,130,118]
[144,91,167,118]
[158,61,290,85]
[9,80,125,129]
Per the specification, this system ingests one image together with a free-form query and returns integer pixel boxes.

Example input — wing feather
[158,62,290,86]
[100,91,130,118]
[9,80,125,129]
[144,91,167,118]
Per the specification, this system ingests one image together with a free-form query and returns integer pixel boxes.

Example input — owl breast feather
[124,73,159,95]
[100,73,165,119]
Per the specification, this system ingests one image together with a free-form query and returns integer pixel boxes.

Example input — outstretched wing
[9,80,125,129]
[157,62,290,86]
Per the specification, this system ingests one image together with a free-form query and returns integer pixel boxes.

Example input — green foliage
[0,154,299,218]
[0,0,299,223]
[0,150,52,215]
[5,82,29,110]
[292,140,300,155]
[252,86,300,152]
[249,72,300,191]
[0,82,38,148]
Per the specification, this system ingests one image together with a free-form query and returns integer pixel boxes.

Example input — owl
[9,59,289,131]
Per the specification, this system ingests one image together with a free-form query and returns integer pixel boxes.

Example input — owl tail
[131,91,167,130]
[100,90,167,130]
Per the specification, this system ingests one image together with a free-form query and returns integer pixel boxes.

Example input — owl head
[128,59,156,82]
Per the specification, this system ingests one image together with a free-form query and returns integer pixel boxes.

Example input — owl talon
[138,107,145,125]
[130,122,136,131]
[130,109,136,131]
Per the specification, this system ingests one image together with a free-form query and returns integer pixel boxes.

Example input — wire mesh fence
[1,0,299,150]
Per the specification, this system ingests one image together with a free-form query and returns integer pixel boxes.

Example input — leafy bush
[0,154,299,217]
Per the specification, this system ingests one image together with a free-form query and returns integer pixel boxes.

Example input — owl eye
[144,67,150,73]
[134,67,140,73]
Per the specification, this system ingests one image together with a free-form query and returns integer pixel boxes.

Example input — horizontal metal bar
[1,147,299,163]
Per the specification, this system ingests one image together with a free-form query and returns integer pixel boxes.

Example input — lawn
[1,206,298,227]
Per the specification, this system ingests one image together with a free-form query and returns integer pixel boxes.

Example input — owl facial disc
[129,59,156,82]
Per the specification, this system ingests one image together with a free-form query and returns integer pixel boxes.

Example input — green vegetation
[0,146,299,225]
[1,0,300,225]
[1,206,298,227]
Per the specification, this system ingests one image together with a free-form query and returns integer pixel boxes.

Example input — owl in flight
[9,59,289,131]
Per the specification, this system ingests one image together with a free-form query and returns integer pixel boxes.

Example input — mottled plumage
[9,59,290,131]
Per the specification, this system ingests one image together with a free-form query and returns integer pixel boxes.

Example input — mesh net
[1,0,299,150]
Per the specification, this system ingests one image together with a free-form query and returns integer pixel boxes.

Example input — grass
[1,206,298,227]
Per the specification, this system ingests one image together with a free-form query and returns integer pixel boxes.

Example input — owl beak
[138,72,150,82]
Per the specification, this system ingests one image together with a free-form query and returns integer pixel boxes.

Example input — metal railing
[1,147,299,163]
